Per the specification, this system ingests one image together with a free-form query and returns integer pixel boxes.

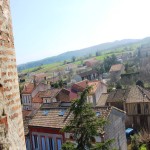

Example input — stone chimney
[0,0,26,149]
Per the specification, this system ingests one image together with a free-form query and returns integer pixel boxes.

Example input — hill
[17,37,150,71]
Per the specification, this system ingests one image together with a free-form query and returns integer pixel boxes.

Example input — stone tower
[0,0,26,149]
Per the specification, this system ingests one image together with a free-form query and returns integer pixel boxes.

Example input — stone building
[0,0,26,149]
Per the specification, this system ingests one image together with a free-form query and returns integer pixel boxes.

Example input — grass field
[20,43,138,75]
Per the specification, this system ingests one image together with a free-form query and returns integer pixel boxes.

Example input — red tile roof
[56,88,78,102]
[32,91,44,103]
[41,89,60,98]
[71,80,88,92]
[22,83,35,94]
[71,80,106,94]
[22,110,32,117]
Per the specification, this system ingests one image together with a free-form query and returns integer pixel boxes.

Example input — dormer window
[59,109,66,116]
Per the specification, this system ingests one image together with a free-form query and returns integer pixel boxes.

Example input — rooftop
[126,85,150,103]
[56,88,78,102]
[22,83,35,94]
[29,106,113,129]
[107,89,129,102]
[97,93,109,106]
[32,91,44,103]
[109,64,124,72]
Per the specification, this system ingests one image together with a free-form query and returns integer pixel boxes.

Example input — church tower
[0,0,26,149]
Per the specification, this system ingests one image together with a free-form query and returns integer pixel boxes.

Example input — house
[28,105,127,150]
[41,89,60,103]
[84,59,99,67]
[106,89,129,111]
[65,63,77,71]
[71,80,107,106]
[70,75,82,83]
[125,85,150,130]
[21,82,49,110]
[56,88,78,102]
[105,85,150,131]
[32,73,47,84]
[78,69,98,80]
[109,64,125,81]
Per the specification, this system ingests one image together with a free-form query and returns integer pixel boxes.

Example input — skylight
[43,110,49,116]
[59,109,66,116]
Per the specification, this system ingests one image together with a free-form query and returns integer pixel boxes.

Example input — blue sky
[10,0,150,64]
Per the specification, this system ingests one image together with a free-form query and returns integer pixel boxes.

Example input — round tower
[0,0,26,149]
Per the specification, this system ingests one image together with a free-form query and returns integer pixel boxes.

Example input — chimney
[33,75,36,87]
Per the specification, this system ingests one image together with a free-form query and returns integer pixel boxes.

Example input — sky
[10,0,150,65]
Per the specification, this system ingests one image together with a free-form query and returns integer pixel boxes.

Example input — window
[137,103,141,114]
[57,139,62,150]
[32,135,39,149]
[41,136,46,150]
[43,110,49,116]
[96,112,101,117]
[47,138,54,150]
[59,109,66,116]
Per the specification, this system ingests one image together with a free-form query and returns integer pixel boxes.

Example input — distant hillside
[17,37,150,71]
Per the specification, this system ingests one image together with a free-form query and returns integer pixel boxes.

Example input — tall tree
[72,56,76,62]
[62,87,113,150]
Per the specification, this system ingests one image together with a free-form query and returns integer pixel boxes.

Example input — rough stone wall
[0,0,26,149]
[105,109,127,150]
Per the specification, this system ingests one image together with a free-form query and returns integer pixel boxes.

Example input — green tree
[131,134,140,150]
[62,87,113,150]
[96,51,101,56]
[62,141,76,150]
[72,56,76,62]
[103,54,118,72]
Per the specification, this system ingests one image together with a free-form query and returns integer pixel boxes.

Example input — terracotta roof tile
[29,106,112,129]
[22,83,35,94]
[41,89,60,98]
[32,91,45,103]
[56,89,78,102]
[29,108,70,128]
[71,80,105,95]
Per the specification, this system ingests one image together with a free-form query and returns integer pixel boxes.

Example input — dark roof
[56,88,78,102]
[41,102,72,110]
[126,86,150,103]
[41,102,61,109]
[107,89,129,103]
[78,70,98,77]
